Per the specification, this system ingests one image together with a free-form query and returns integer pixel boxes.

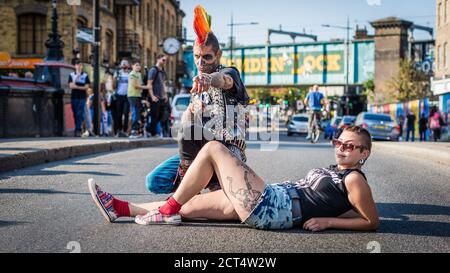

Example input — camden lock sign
[219,41,375,86]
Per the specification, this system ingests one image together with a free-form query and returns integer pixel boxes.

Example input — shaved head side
[195,32,220,53]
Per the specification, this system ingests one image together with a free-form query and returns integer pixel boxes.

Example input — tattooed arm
[209,72,234,90]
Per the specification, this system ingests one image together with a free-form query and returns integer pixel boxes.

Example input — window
[438,2,443,27]
[104,30,113,65]
[140,3,145,26]
[445,0,448,24]
[103,0,110,10]
[77,17,90,63]
[147,4,151,28]
[160,6,165,39]
[445,43,448,69]
[147,49,151,66]
[154,9,158,39]
[18,14,47,55]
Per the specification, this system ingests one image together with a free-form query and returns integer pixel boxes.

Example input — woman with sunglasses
[88,126,379,232]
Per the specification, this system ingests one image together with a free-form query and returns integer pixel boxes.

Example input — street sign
[76,28,93,44]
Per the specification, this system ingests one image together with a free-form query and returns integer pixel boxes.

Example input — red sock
[112,198,130,217]
[159,197,182,216]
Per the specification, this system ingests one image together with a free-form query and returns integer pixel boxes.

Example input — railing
[117,29,140,59]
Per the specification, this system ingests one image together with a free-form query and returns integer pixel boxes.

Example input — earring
[359,159,365,165]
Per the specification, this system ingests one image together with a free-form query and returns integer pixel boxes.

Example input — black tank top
[278,165,367,222]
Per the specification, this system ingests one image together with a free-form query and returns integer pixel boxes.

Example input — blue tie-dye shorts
[243,184,295,230]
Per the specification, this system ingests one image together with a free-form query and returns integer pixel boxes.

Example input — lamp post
[45,0,64,62]
[228,14,258,65]
[322,17,352,98]
[92,0,101,135]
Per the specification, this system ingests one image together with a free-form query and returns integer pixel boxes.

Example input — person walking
[146,55,169,138]
[419,113,428,142]
[405,111,416,142]
[112,60,131,137]
[69,59,91,137]
[128,60,151,138]
[430,111,443,142]
[398,115,405,141]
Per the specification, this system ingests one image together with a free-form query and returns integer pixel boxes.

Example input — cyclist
[304,85,326,140]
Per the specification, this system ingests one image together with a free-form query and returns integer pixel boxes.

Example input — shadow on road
[376,203,450,238]
[0,170,122,181]
[0,220,30,227]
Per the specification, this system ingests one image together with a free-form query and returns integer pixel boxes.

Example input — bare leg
[127,190,239,221]
[173,141,266,221]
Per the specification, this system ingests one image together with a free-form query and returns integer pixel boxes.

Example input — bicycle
[309,111,322,144]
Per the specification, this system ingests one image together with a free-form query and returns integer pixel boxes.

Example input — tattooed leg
[172,141,266,221]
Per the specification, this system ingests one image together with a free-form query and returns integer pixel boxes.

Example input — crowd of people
[397,106,448,142]
[69,55,172,139]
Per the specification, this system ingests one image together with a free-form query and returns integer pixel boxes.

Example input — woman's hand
[303,218,331,232]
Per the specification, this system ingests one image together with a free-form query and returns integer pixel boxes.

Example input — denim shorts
[243,184,294,230]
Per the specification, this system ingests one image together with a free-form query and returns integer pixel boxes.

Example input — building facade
[0,0,185,90]
[432,0,450,115]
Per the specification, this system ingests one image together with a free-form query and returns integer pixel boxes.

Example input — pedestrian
[160,98,172,137]
[88,126,379,232]
[398,115,405,141]
[419,113,428,142]
[146,55,169,138]
[430,110,443,142]
[104,71,115,136]
[69,59,90,137]
[112,60,131,137]
[83,88,95,137]
[405,111,416,142]
[128,60,151,138]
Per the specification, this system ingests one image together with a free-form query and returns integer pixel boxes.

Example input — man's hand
[303,218,331,232]
[142,100,151,108]
[151,95,159,102]
[191,74,212,94]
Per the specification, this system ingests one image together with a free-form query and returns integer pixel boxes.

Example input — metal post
[93,0,101,135]
[230,13,234,65]
[346,16,350,97]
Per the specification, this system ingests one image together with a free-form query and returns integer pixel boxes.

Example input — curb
[0,138,177,173]
[372,142,450,167]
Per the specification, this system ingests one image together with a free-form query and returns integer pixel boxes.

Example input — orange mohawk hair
[193,5,212,45]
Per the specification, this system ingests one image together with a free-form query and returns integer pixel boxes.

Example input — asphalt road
[1,132,449,253]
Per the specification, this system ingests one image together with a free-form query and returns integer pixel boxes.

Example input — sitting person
[88,126,379,232]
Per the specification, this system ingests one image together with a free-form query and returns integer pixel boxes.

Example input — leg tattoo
[227,173,262,211]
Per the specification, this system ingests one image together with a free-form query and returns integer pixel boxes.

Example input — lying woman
[88,126,379,232]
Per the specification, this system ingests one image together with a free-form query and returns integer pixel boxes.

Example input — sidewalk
[372,141,450,167]
[0,137,177,173]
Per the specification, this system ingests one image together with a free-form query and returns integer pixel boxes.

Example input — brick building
[0,0,185,88]
[432,0,450,114]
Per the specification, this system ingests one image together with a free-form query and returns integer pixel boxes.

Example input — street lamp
[45,0,64,61]
[322,17,352,110]
[227,13,258,65]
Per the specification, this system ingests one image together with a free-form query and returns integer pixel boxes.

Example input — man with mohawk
[144,5,250,196]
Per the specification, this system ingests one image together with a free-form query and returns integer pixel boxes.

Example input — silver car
[287,114,309,136]
[171,94,192,137]
[355,112,400,141]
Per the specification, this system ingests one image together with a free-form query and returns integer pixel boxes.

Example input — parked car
[354,112,400,141]
[170,94,191,137]
[338,115,356,129]
[324,116,343,140]
[287,114,309,136]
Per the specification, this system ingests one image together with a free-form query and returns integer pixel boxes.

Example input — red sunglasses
[332,139,367,152]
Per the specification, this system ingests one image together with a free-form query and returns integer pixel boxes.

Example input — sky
[179,0,436,46]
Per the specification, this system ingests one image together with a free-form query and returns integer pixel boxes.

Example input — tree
[362,79,375,104]
[387,59,432,102]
